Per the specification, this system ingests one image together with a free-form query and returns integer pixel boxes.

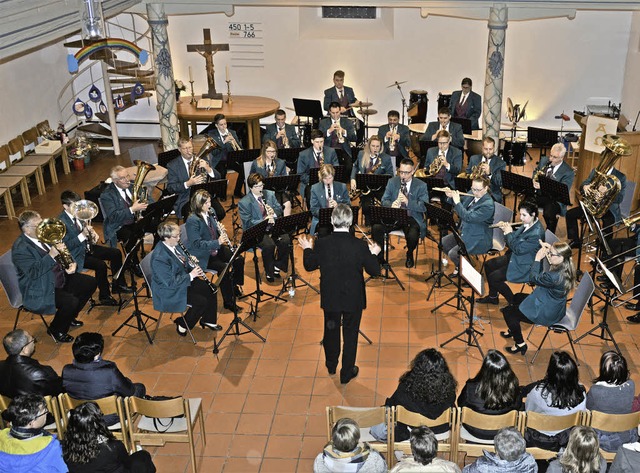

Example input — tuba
[36,218,74,269]
[580,134,631,218]
[132,160,156,216]
[195,136,218,164]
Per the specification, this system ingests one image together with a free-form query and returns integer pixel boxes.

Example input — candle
[226,65,229,82]
[188,66,193,82]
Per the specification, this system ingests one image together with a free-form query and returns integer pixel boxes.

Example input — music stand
[454,176,472,193]
[263,174,301,194]
[440,255,485,357]
[538,175,571,208]
[293,98,324,140]
[451,117,472,135]
[501,170,535,216]
[355,173,392,196]
[367,205,410,290]
[190,178,228,199]
[425,203,456,301]
[419,140,437,165]
[431,227,471,319]
[416,176,446,202]
[277,147,304,171]
[309,165,346,185]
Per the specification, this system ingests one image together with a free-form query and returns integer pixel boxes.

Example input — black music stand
[425,204,456,301]
[367,206,409,290]
[501,170,535,216]
[417,176,446,202]
[293,98,324,143]
[309,165,347,185]
[538,175,572,208]
[440,255,485,357]
[431,227,471,319]
[454,176,472,193]
[277,147,304,171]
[355,173,392,195]
[189,178,228,199]
[158,148,181,169]
[263,174,301,194]
[418,140,437,166]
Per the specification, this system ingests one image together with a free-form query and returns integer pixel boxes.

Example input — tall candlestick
[188,66,193,82]
[226,65,229,82]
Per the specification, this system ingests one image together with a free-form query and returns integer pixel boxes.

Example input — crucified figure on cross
[187,29,230,99]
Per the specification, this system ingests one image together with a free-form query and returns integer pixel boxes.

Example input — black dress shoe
[500,330,513,339]
[98,296,119,306]
[340,366,359,384]
[627,313,640,324]
[47,330,74,343]
[112,283,134,294]
[599,280,614,290]
[477,295,499,305]
[69,319,84,327]
[234,285,244,297]
[200,321,223,331]
[506,343,528,355]
[175,321,188,337]
[597,275,609,283]
[273,270,282,279]
[624,302,640,311]
[265,274,275,283]
[405,255,415,269]
[223,302,242,313]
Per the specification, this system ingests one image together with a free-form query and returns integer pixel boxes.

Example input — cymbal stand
[393,82,408,125]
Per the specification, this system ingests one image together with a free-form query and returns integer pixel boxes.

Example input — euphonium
[70,199,100,245]
[195,136,218,163]
[36,218,75,269]
[457,163,484,180]
[131,160,156,208]
[426,154,446,177]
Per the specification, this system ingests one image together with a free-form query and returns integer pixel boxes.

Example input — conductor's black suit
[303,231,380,382]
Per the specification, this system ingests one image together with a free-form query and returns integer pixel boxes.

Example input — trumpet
[432,187,474,197]
[225,133,242,151]
[334,121,345,144]
[388,127,398,153]
[177,241,217,294]
[489,221,524,229]
[277,127,290,149]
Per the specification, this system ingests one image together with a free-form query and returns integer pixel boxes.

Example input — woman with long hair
[501,240,576,355]
[546,426,607,473]
[249,139,291,215]
[61,402,155,473]
[586,351,638,452]
[457,349,521,440]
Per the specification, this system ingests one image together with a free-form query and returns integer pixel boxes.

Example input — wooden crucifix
[187,29,229,99]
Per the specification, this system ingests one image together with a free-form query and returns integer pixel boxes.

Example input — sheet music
[460,256,484,296]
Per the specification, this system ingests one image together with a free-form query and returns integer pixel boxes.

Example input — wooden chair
[0,145,32,207]
[124,395,205,473]
[21,127,61,185]
[520,411,583,460]
[36,120,71,175]
[0,394,10,429]
[5,138,45,196]
[0,187,16,220]
[394,406,457,463]
[586,410,640,461]
[0,394,63,438]
[456,407,520,460]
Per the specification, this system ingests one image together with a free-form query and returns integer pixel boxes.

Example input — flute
[177,241,218,294]
[432,187,474,197]
[489,221,525,229]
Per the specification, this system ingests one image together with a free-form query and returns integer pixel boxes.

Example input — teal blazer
[455,193,495,255]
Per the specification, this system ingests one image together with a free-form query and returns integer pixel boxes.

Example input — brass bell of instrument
[36,218,75,269]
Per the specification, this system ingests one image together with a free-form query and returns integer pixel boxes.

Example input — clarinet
[177,241,218,294]
[208,208,237,252]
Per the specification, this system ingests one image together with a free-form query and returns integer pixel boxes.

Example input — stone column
[146,3,178,151]
[483,4,508,140]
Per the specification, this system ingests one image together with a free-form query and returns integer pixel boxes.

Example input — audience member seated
[524,351,586,451]
[370,348,457,442]
[62,332,146,425]
[457,349,522,441]
[62,401,156,473]
[0,394,67,472]
[0,329,63,398]
[462,427,536,473]
[586,351,638,452]
[546,426,607,473]
[610,443,640,473]
[390,426,461,473]
[314,417,387,473]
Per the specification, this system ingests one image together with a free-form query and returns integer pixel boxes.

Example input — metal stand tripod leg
[365,231,404,290]
[431,270,470,318]
[440,295,484,357]
[278,237,319,298]
[574,290,621,354]
[112,268,157,344]
[240,247,287,321]
[213,302,267,354]
[425,232,454,301]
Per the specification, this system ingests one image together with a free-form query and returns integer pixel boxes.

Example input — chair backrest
[619,180,637,219]
[457,407,520,453]
[558,272,595,331]
[0,250,23,309]
[7,136,24,163]
[492,203,513,251]
[326,405,392,458]
[128,143,158,166]
[0,145,10,172]
[139,252,154,295]
[157,148,181,168]
[243,160,253,195]
[36,120,50,136]
[588,410,640,432]
[179,224,188,246]
[522,411,583,460]
[395,406,456,461]
[21,127,40,149]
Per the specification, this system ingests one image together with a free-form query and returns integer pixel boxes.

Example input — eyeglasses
[398,170,413,175]
[34,409,49,420]
[471,187,484,192]
[437,141,449,145]
[169,234,180,239]
[18,337,37,351]
[548,251,561,257]
[114,176,129,182]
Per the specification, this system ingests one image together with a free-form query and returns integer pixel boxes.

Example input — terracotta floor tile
[196,456,225,473]
[300,435,327,459]
[200,433,234,457]
[222,456,262,472]
[259,458,300,472]
[276,394,312,415]
[281,376,315,395]
[151,453,190,473]
[236,412,274,435]
[210,392,248,413]
[228,434,268,458]
[250,376,284,395]
[204,411,241,434]
[217,375,254,394]
[264,434,304,458]
[270,413,308,435]
[243,393,279,414]
[255,358,289,377]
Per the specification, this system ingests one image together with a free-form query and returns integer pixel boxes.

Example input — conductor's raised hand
[369,242,381,256]
[298,234,314,250]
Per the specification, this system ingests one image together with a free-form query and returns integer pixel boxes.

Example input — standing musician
[531,142,574,234]
[350,135,394,227]
[449,77,482,130]
[186,190,245,313]
[319,101,357,177]
[166,137,221,220]
[421,107,465,150]
[12,211,97,343]
[441,177,495,272]
[377,110,411,164]
[297,129,339,205]
[59,191,130,306]
[423,130,463,189]
[477,200,544,306]
[238,173,290,283]
[151,221,220,336]
[465,136,506,203]
[310,164,350,237]
[299,204,381,384]
[204,113,245,198]
[371,158,429,269]
[500,241,575,355]
[250,140,292,216]
[262,109,301,149]
[323,70,364,145]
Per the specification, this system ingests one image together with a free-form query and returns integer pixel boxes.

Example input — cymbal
[386,80,407,88]
[506,97,515,122]
[353,101,373,108]
[358,109,378,116]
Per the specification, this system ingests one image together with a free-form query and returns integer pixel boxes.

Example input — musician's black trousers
[84,244,124,298]
[371,219,420,260]
[323,309,362,380]
[53,273,97,333]
[484,254,515,304]
[177,278,218,329]
[566,207,615,243]
[536,194,561,234]
[258,234,290,277]
[207,245,245,306]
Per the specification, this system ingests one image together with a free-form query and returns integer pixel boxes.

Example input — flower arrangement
[174,79,186,93]
[70,132,99,159]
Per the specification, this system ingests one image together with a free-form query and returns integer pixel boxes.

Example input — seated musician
[500,241,575,355]
[603,224,640,323]
[371,158,429,269]
[421,107,465,150]
[238,173,290,283]
[378,110,411,165]
[262,109,301,149]
[350,135,394,227]
[531,142,575,234]
[566,165,626,249]
[204,113,244,198]
[465,136,506,203]
[59,191,130,306]
[297,129,339,205]
[310,164,349,237]
[423,130,463,189]
[12,211,97,343]
[186,190,244,313]
[319,101,356,179]
[250,140,292,216]
[151,221,220,335]
[450,77,482,130]
[167,138,221,220]
[477,200,544,306]
[441,177,495,273]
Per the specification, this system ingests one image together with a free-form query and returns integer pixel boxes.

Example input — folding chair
[5,138,45,196]
[21,127,62,185]
[0,394,63,438]
[586,410,640,461]
[394,406,457,463]
[520,411,583,459]
[456,407,520,460]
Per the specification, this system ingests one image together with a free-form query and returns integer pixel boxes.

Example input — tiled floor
[1,142,639,472]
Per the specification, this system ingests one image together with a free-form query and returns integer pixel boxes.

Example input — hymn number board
[227,22,264,69]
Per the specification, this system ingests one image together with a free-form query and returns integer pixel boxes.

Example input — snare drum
[409,90,428,124]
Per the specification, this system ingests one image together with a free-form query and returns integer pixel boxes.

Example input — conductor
[299,204,381,384]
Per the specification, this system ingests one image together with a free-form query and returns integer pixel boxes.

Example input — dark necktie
[400,182,408,209]
[124,191,132,206]
[258,196,266,217]
[546,165,553,177]
[207,216,218,256]
[327,184,332,201]
[174,248,188,269]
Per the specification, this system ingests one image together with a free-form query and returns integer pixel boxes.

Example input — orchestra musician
[59,191,130,306]
[531,143,575,234]
[319,101,356,177]
[250,140,292,216]
[371,158,429,269]
[465,136,506,203]
[377,110,411,164]
[323,70,364,146]
[423,130,463,189]
[203,113,244,198]
[166,138,221,220]
[449,77,482,130]
[350,135,394,226]
[151,221,220,336]
[297,129,339,205]
[262,109,301,149]
[441,177,495,273]
[500,241,575,355]
[186,190,245,313]
[238,173,290,283]
[602,224,640,323]
[421,107,465,150]
[476,200,544,306]
[12,211,97,343]
[310,164,350,237]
